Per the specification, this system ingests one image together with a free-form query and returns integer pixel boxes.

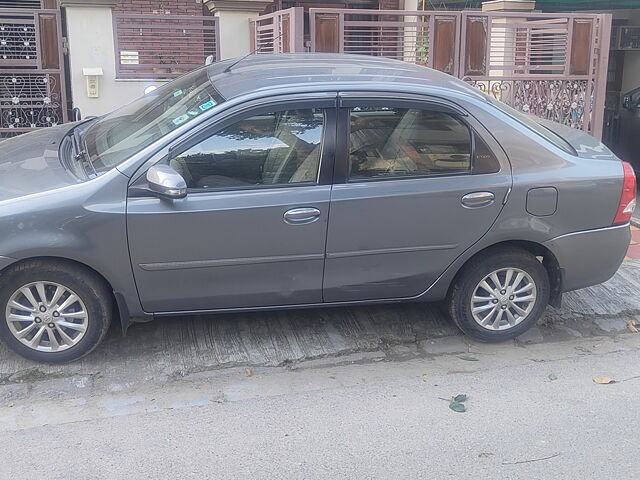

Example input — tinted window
[473,133,501,174]
[171,109,324,190]
[349,107,472,180]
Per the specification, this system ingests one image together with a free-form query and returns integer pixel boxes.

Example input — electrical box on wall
[82,67,104,98]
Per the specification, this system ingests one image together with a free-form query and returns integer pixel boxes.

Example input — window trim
[141,101,338,195]
[337,102,480,184]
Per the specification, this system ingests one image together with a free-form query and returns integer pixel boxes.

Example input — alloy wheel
[5,281,89,352]
[470,268,537,331]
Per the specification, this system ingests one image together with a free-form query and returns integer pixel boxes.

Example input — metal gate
[0,0,67,138]
[253,8,611,139]
[249,7,304,55]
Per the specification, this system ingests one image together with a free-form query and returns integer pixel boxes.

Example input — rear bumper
[543,224,630,292]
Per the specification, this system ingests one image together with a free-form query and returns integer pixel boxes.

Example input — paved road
[1,332,639,479]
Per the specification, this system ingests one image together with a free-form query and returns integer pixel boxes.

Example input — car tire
[448,247,550,343]
[0,259,112,363]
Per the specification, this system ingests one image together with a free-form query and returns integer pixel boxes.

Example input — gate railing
[114,13,220,79]
[302,8,611,138]
[249,7,304,54]
[0,7,67,137]
[458,12,611,139]
[310,9,462,75]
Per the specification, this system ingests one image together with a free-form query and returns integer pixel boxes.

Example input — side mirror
[147,165,187,200]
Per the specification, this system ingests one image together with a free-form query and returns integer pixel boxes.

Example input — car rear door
[127,97,337,312]
[323,93,512,302]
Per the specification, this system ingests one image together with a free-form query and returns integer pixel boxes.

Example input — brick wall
[114,1,216,79]
[115,0,205,16]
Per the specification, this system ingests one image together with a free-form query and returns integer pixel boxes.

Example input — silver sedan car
[0,54,635,363]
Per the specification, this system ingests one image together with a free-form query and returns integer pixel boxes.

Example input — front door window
[170,108,325,190]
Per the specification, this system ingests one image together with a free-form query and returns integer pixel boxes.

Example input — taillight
[613,161,636,225]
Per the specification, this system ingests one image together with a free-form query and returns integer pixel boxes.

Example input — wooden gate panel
[569,19,593,76]
[313,13,341,53]
[462,15,487,77]
[38,12,60,69]
[432,17,457,75]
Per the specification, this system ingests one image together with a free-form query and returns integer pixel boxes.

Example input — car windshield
[486,96,576,155]
[83,67,224,174]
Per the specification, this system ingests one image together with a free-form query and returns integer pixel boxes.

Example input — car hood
[0,123,82,202]
[536,118,618,160]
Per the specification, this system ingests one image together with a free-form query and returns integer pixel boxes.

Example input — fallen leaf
[627,320,639,334]
[478,451,494,458]
[245,367,253,377]
[593,377,616,384]
[449,401,466,413]
[548,373,558,381]
[419,374,429,378]
[453,394,468,403]
[7,403,14,408]
[457,355,479,362]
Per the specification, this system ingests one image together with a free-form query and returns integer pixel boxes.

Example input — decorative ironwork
[0,6,68,137]
[0,21,37,62]
[465,79,590,130]
[0,73,61,130]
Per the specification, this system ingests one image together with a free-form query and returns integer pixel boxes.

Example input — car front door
[323,94,512,302]
[127,100,336,312]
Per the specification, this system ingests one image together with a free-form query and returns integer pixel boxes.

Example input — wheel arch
[447,240,562,308]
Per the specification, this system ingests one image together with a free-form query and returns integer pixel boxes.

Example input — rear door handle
[461,191,495,208]
[283,207,321,225]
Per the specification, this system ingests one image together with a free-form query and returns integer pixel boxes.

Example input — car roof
[206,53,486,102]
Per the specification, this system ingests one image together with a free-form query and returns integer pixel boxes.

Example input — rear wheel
[448,247,550,342]
[0,260,112,363]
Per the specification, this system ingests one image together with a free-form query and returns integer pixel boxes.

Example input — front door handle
[283,207,321,225]
[461,191,495,208]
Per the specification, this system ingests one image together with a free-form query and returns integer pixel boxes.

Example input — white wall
[65,6,165,118]
[215,10,256,59]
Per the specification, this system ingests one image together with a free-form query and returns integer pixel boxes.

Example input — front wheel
[448,247,550,342]
[0,260,112,363]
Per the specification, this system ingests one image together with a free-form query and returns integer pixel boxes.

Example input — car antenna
[223,32,285,73]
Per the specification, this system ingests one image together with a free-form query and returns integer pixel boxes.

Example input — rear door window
[348,106,472,180]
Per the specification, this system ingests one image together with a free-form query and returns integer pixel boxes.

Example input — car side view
[0,54,635,363]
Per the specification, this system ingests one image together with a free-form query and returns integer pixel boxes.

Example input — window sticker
[173,89,184,98]
[188,110,199,116]
[172,114,190,126]
[199,100,216,112]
